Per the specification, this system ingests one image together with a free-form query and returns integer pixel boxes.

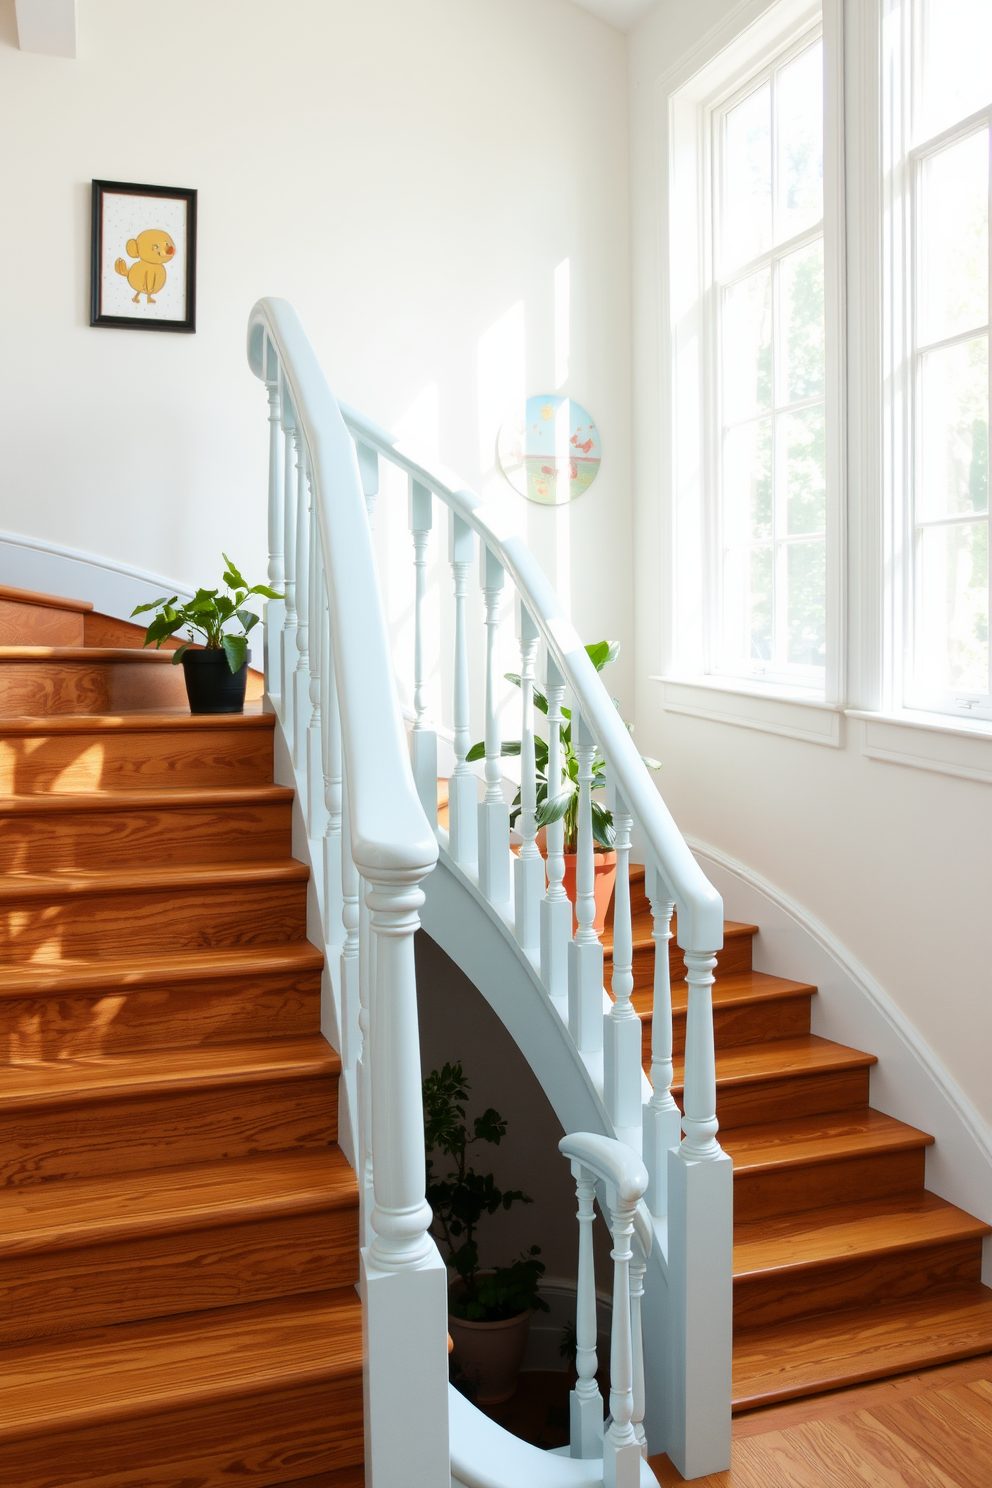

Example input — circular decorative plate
[497,396,601,506]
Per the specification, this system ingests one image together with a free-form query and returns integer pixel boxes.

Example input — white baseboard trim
[0,530,194,620]
[688,836,992,1282]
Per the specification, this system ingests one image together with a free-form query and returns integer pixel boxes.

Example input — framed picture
[90,179,197,332]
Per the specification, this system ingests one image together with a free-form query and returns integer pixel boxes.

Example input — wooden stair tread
[0,708,273,734]
[0,1287,363,1441]
[1,1148,358,1255]
[602,913,759,955]
[0,857,309,902]
[0,784,294,814]
[0,1034,340,1110]
[631,970,816,1019]
[721,1108,935,1173]
[0,585,93,613]
[670,1034,877,1091]
[0,942,324,996]
[0,647,177,662]
[732,1284,992,1410]
[734,1190,991,1278]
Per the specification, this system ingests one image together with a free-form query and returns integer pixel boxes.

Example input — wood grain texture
[0,597,84,646]
[0,650,191,717]
[670,1035,875,1128]
[83,615,265,700]
[0,585,93,613]
[631,971,816,1063]
[0,788,293,871]
[0,714,275,793]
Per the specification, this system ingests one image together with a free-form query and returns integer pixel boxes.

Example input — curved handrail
[247,298,436,879]
[336,399,722,953]
[559,1132,649,1206]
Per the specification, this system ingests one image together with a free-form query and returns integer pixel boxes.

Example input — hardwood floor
[648,1354,992,1486]
[0,587,362,1486]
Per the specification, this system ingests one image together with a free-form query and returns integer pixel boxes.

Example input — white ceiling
[566,0,656,31]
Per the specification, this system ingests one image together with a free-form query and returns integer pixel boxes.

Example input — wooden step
[631,970,815,1064]
[0,784,294,870]
[0,585,89,647]
[0,1288,364,1488]
[733,1284,992,1411]
[670,1034,876,1128]
[0,1035,340,1186]
[733,1190,990,1329]
[0,710,276,793]
[604,911,758,986]
[0,944,324,1057]
[0,1148,359,1343]
[0,647,189,716]
[724,1108,935,1220]
[0,858,309,960]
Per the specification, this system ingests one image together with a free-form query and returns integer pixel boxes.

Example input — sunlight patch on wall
[555,259,571,389]
[478,302,526,474]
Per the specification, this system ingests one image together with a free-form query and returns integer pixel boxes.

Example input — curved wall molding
[688,836,992,1281]
[0,530,194,621]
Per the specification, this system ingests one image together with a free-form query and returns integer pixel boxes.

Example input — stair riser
[1,1210,360,1343]
[0,598,84,647]
[734,1237,986,1330]
[0,879,308,960]
[734,1146,927,1223]
[0,660,188,717]
[0,800,292,871]
[641,992,813,1065]
[3,1374,364,1488]
[0,973,322,1058]
[0,727,274,794]
[674,1066,871,1129]
[630,932,754,992]
[1,1075,338,1186]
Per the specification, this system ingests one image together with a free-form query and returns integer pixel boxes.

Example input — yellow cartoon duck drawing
[114,229,176,304]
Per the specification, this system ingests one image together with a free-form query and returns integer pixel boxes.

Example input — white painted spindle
[604,784,640,1139]
[306,514,325,839]
[568,708,603,1052]
[410,479,438,826]
[340,780,364,1226]
[280,383,298,737]
[513,602,543,951]
[264,345,285,704]
[540,656,571,1004]
[603,1187,641,1488]
[359,880,376,1245]
[630,1230,648,1456]
[320,601,344,943]
[447,514,477,868]
[478,545,510,903]
[642,861,680,1217]
[569,1164,604,1458]
[292,443,311,765]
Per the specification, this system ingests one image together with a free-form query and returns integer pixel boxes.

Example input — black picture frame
[90,179,197,333]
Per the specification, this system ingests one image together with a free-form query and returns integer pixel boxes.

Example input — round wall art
[497,396,601,506]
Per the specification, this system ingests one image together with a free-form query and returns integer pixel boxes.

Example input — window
[900,0,991,720]
[714,36,826,687]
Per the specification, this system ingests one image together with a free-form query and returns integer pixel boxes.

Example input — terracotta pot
[448,1285,533,1405]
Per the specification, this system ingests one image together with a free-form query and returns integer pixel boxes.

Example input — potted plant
[423,1061,550,1405]
[468,640,660,933]
[131,555,280,715]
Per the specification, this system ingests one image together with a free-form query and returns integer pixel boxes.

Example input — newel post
[360,859,449,1487]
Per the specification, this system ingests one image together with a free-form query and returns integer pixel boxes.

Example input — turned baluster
[292,438,310,766]
[447,513,477,868]
[264,344,285,703]
[340,777,363,1224]
[681,949,721,1162]
[642,861,681,1216]
[567,708,603,1052]
[320,601,343,943]
[306,513,325,838]
[630,1228,648,1456]
[478,545,510,904]
[540,657,571,1005]
[359,878,376,1245]
[569,1164,604,1458]
[603,1190,641,1488]
[410,479,437,826]
[604,785,640,1140]
[514,602,544,951]
[280,382,298,741]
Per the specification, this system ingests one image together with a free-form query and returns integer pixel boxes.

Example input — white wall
[0,0,634,705]
[628,0,992,1141]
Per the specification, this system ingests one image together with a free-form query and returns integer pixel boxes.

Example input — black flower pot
[180,648,250,715]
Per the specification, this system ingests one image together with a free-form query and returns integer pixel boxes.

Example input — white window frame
[665,0,845,718]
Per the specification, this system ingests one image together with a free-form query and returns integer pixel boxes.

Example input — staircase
[604,869,992,1414]
[0,584,364,1487]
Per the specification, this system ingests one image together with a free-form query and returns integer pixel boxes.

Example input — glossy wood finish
[0,596,85,646]
[83,611,265,700]
[603,866,992,1416]
[0,594,363,1484]
[0,584,92,612]
[0,647,189,716]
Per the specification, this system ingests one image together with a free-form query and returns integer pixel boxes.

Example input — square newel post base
[642,1103,683,1219]
[665,1147,733,1480]
[568,938,604,1053]
[570,1388,605,1460]
[541,894,572,1004]
[603,1437,643,1488]
[447,771,478,870]
[478,798,510,903]
[514,850,545,952]
[264,599,284,705]
[361,1244,450,1487]
[604,1013,643,1131]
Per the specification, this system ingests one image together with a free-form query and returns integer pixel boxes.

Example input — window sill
[653,675,844,747]
[845,709,992,784]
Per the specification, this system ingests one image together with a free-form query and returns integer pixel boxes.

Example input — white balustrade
[264,343,285,703]
[540,657,571,1005]
[604,784,641,1142]
[410,479,438,825]
[306,512,325,839]
[320,602,344,942]
[280,378,298,736]
[292,445,311,764]
[568,707,604,1053]
[641,861,681,1217]
[447,513,477,869]
[513,602,544,951]
[478,544,510,904]
[570,1164,604,1458]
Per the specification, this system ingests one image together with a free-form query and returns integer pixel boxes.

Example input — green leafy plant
[424,1061,550,1322]
[467,640,660,854]
[131,555,281,674]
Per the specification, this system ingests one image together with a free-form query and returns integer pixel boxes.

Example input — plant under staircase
[0,583,364,1487]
